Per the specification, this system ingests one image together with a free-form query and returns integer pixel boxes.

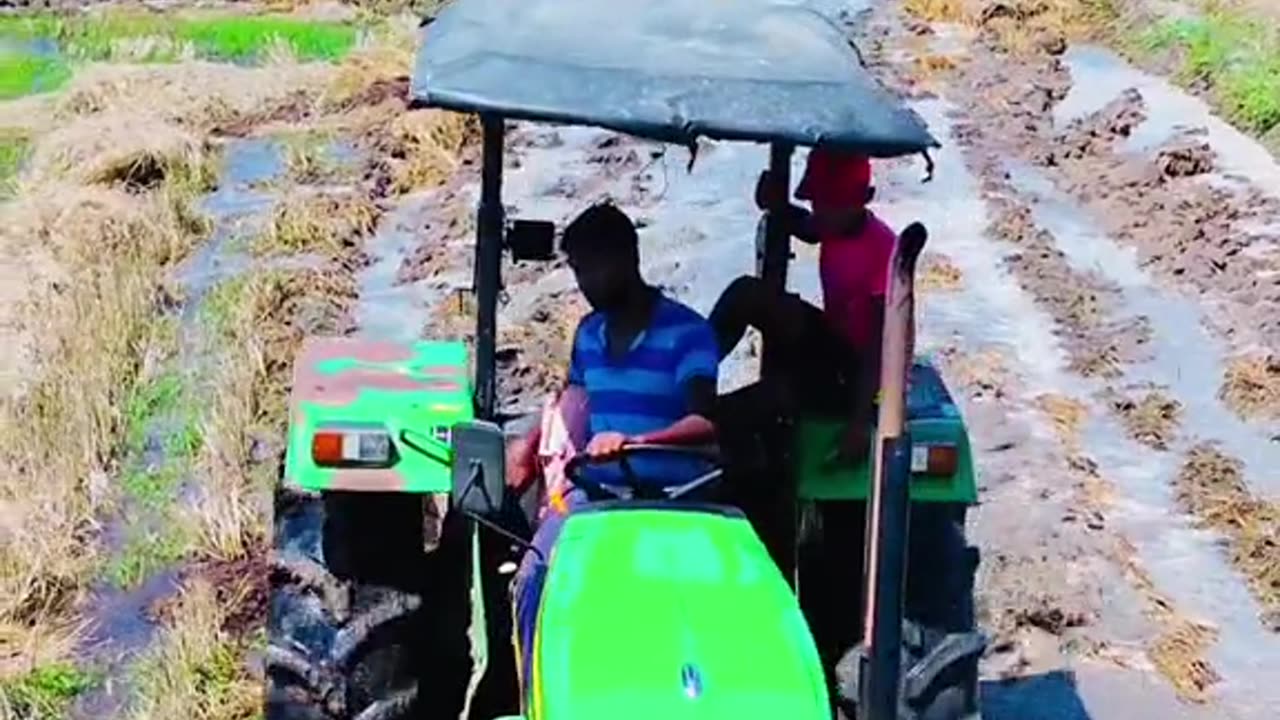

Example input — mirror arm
[457,463,547,565]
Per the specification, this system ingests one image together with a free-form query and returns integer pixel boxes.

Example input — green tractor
[265,0,986,719]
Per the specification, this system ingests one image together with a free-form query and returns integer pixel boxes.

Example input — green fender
[530,503,829,719]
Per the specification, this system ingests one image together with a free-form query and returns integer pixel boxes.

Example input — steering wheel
[563,444,724,502]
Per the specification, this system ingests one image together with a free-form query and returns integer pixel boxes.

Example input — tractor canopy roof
[409,0,939,157]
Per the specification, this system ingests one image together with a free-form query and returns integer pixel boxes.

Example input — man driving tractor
[504,201,721,696]
[711,149,896,465]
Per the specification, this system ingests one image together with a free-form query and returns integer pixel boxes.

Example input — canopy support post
[760,141,793,297]
[474,114,505,421]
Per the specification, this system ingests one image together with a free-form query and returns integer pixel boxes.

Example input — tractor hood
[530,503,828,719]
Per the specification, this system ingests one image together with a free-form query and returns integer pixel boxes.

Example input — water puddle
[353,191,455,344]
[1007,159,1280,492]
[72,137,317,718]
[1055,45,1280,201]
[993,157,1280,715]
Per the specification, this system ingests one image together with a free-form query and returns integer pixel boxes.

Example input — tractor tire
[266,486,474,720]
[799,501,982,720]
[900,504,982,720]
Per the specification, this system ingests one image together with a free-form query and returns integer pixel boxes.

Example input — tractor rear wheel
[799,501,982,719]
[266,486,474,720]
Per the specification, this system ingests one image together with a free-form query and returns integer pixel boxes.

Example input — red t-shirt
[818,210,896,350]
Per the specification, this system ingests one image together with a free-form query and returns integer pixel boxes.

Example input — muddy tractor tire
[805,502,984,720]
[266,486,474,720]
[896,505,984,720]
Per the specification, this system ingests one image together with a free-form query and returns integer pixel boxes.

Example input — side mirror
[450,420,506,516]
[506,219,555,261]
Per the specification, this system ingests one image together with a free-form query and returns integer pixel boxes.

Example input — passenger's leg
[708,275,814,360]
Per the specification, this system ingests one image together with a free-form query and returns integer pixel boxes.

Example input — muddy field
[1,0,1279,719]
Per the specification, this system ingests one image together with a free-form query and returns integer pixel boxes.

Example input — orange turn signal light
[910,443,959,477]
[311,428,394,467]
[312,432,345,465]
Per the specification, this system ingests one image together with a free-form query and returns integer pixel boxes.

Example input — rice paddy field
[0,2,474,718]
[1,0,1278,718]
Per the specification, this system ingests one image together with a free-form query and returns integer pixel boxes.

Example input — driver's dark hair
[560,201,638,261]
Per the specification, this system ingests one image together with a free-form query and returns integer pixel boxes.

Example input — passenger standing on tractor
[710,148,895,464]
[504,201,720,695]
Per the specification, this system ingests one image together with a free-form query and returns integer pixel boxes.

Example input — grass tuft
[0,662,97,720]
[918,251,965,291]
[1106,387,1182,450]
[0,131,30,198]
[1219,353,1280,420]
[1176,444,1280,629]
[254,189,379,257]
[0,179,207,678]
[385,110,479,194]
[1149,618,1222,702]
[191,268,353,561]
[126,579,260,720]
[27,111,218,192]
[1036,392,1088,447]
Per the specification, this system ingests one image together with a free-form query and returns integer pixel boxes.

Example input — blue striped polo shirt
[567,293,719,487]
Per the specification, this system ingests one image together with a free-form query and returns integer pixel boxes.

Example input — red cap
[795,149,872,209]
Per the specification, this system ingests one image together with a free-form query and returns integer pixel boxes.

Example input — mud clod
[1155,137,1217,178]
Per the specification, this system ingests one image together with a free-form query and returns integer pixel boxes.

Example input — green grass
[122,463,185,512]
[0,50,71,100]
[0,663,97,720]
[124,369,186,453]
[1140,8,1280,136]
[178,17,358,62]
[0,11,360,65]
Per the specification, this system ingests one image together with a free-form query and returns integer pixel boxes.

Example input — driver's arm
[629,321,718,446]
[630,377,717,446]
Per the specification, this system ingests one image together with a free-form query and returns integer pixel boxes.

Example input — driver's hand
[585,431,629,460]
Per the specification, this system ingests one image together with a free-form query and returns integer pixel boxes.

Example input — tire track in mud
[852,1,1279,716]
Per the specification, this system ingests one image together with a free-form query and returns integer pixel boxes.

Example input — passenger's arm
[782,204,820,245]
[756,170,819,245]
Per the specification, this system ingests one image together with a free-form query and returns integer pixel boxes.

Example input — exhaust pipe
[855,221,928,720]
